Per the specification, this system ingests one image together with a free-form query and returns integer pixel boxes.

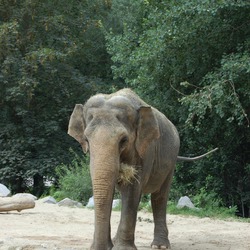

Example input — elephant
[68,88,217,250]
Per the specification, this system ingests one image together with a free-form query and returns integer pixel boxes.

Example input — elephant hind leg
[150,194,171,249]
[150,201,171,249]
[150,171,174,249]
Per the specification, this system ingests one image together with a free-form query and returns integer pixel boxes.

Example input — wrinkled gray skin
[68,89,216,250]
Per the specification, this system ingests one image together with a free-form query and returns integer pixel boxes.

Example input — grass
[166,201,239,220]
[137,200,250,221]
[111,192,249,221]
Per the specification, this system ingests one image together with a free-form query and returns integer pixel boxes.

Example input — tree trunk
[33,173,44,197]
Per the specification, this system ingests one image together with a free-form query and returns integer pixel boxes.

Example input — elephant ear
[136,106,160,158]
[68,104,88,153]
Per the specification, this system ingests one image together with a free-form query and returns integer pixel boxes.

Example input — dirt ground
[0,201,249,250]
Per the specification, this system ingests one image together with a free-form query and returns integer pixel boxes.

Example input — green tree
[179,50,250,216]
[106,0,250,216]
[0,0,112,195]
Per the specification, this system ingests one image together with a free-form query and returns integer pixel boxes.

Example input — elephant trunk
[90,139,120,249]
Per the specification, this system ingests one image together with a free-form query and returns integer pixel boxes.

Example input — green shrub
[52,151,92,205]
[193,187,222,208]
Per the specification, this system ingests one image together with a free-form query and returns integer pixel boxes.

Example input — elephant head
[68,91,160,249]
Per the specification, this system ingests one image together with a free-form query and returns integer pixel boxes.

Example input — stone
[177,196,196,209]
[57,198,83,208]
[86,196,121,209]
[0,184,11,197]
[0,196,35,212]
[12,193,37,200]
[86,196,94,208]
[38,196,57,204]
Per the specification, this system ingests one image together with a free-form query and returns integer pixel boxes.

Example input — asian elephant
[68,88,217,250]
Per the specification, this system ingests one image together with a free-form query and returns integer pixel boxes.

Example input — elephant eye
[119,136,128,150]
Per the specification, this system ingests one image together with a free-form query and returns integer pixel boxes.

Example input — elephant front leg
[113,184,141,250]
[90,224,113,250]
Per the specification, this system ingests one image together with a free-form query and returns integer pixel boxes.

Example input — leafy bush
[52,151,92,205]
[193,187,221,208]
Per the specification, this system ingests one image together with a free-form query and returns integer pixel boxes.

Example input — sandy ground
[0,201,250,250]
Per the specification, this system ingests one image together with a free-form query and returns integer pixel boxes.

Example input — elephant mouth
[117,164,139,185]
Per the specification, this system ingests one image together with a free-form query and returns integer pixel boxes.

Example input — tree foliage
[0,0,112,195]
[0,0,249,216]
[106,0,250,216]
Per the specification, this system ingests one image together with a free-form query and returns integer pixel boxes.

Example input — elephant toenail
[151,245,158,249]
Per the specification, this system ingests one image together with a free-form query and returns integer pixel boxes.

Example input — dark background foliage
[0,0,249,216]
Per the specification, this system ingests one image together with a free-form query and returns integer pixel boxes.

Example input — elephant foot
[151,239,171,249]
[112,246,137,250]
[90,246,113,250]
[90,241,113,250]
[112,237,137,250]
[151,245,169,249]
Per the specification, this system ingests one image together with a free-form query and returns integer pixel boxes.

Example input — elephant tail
[177,148,218,162]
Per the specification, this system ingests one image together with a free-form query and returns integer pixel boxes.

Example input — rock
[86,196,94,208]
[86,196,121,209]
[12,193,37,200]
[57,198,83,208]
[38,196,57,204]
[177,196,196,209]
[0,184,11,197]
[0,196,35,212]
